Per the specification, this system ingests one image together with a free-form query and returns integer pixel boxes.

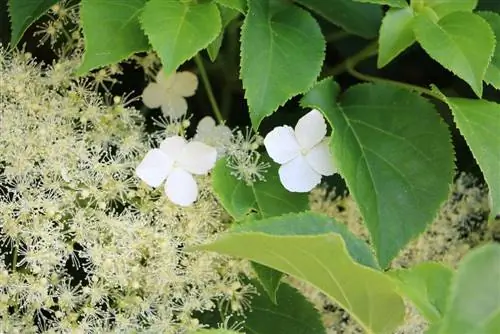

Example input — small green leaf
[243,280,326,334]
[389,263,453,322]
[414,10,495,97]
[207,6,240,62]
[241,0,325,128]
[378,7,416,68]
[295,0,383,38]
[302,79,454,267]
[141,0,221,74]
[437,244,500,334]
[250,262,283,304]
[8,0,57,45]
[194,212,405,334]
[77,0,149,74]
[420,0,478,18]
[354,0,408,8]
[478,11,500,89]
[442,96,500,219]
[212,158,309,221]
[216,0,247,13]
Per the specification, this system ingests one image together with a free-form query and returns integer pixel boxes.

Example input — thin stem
[12,239,18,271]
[194,54,224,123]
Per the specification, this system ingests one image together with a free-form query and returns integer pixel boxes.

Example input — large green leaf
[194,212,405,334]
[478,11,500,89]
[378,6,416,68]
[243,280,326,334]
[414,10,495,97]
[436,244,500,334]
[354,0,408,7]
[295,0,382,38]
[8,0,57,45]
[442,96,500,219]
[419,0,478,18]
[389,263,453,322]
[140,0,221,74]
[302,79,454,267]
[216,0,247,13]
[77,0,149,74]
[241,0,325,128]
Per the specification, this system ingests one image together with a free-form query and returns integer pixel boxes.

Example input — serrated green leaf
[8,0,57,45]
[414,10,495,97]
[378,6,416,68]
[241,0,325,128]
[301,79,454,267]
[295,0,382,38]
[354,0,408,8]
[389,263,453,322]
[216,0,247,13]
[478,11,500,89]
[250,262,283,304]
[207,6,240,62]
[420,0,478,18]
[437,244,500,334]
[194,212,405,334]
[441,96,500,219]
[77,0,149,75]
[243,280,326,334]
[141,0,221,74]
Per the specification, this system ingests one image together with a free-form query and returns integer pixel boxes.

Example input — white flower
[264,109,336,192]
[135,136,216,206]
[142,69,198,119]
[193,116,232,157]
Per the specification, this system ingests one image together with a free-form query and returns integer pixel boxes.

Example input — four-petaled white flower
[142,68,198,119]
[264,109,336,192]
[193,116,232,157]
[136,136,216,206]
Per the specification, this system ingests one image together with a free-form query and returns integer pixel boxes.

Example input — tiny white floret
[264,109,336,192]
[136,136,216,206]
[142,68,198,119]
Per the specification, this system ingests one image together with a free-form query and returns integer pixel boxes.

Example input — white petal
[196,116,216,134]
[263,125,300,164]
[159,136,187,161]
[278,155,322,192]
[172,71,198,97]
[294,109,327,151]
[136,149,173,187]
[178,141,217,175]
[165,168,198,206]
[155,68,175,89]
[161,94,188,119]
[142,83,165,109]
[305,139,336,176]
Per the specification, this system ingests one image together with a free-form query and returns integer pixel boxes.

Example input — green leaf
[302,79,455,267]
[378,7,416,68]
[207,6,240,62]
[250,262,283,304]
[295,0,382,38]
[437,244,500,334]
[243,280,326,334]
[441,96,500,219]
[389,263,453,322]
[241,0,325,128]
[478,11,500,89]
[77,0,149,74]
[216,0,247,13]
[195,330,241,334]
[420,0,478,18]
[8,0,57,45]
[414,10,495,97]
[194,212,406,334]
[212,158,309,222]
[141,0,221,74]
[354,0,408,8]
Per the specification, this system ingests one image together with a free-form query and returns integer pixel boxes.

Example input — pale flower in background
[136,136,216,206]
[142,68,198,119]
[264,109,336,192]
[194,116,232,157]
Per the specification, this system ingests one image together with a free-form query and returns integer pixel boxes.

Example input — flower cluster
[0,47,251,332]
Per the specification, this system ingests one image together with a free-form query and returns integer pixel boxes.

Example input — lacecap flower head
[136,136,216,206]
[142,68,198,119]
[264,109,336,192]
